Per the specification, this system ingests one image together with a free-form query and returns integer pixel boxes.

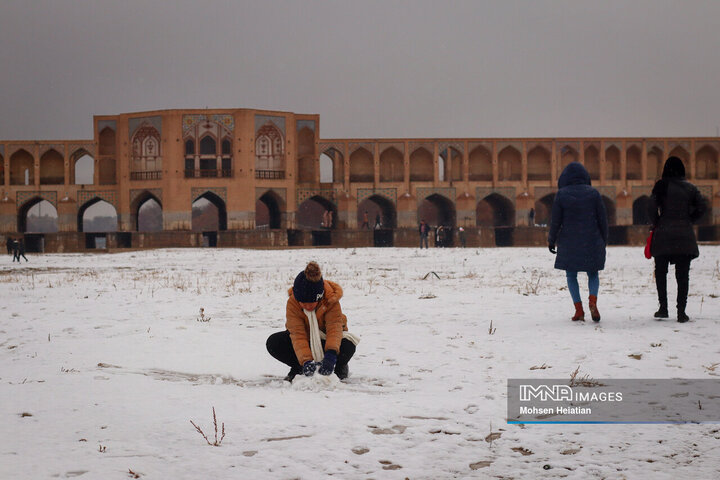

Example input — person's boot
[334,363,349,380]
[677,309,689,323]
[588,295,600,322]
[572,302,585,321]
[284,367,301,382]
[654,304,669,318]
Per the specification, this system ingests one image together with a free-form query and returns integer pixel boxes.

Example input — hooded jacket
[548,162,608,272]
[648,157,706,259]
[286,280,348,365]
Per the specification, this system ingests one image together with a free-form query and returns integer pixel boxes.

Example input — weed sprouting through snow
[190,407,225,446]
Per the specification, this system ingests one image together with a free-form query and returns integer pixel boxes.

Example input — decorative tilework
[255,115,285,136]
[97,120,117,132]
[130,188,162,207]
[320,143,345,156]
[409,142,434,154]
[7,145,35,159]
[378,143,404,154]
[596,186,617,200]
[698,185,713,200]
[297,189,337,206]
[129,116,162,139]
[603,141,622,151]
[183,114,234,136]
[77,190,117,209]
[440,142,464,154]
[17,191,57,208]
[416,187,456,204]
[191,187,227,203]
[256,187,287,203]
[631,186,652,200]
[39,144,64,158]
[497,141,522,152]
[476,187,517,205]
[668,141,691,153]
[532,187,557,201]
[646,141,664,151]
[695,141,720,152]
[348,142,374,155]
[357,188,397,205]
[69,144,95,158]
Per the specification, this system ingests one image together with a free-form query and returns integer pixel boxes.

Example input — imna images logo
[519,384,572,402]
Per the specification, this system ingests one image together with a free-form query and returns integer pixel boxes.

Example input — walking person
[6,237,13,255]
[266,261,359,381]
[648,156,706,323]
[418,219,430,248]
[11,238,20,262]
[360,211,369,230]
[528,208,535,226]
[458,227,466,248]
[16,238,28,262]
[374,213,382,229]
[548,162,608,322]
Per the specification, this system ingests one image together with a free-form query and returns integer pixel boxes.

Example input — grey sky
[2,0,720,141]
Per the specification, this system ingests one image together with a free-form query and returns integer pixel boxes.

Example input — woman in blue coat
[548,162,609,321]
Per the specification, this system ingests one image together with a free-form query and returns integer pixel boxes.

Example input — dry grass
[190,407,225,447]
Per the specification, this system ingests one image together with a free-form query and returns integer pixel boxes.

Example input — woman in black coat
[648,156,706,322]
[548,162,609,322]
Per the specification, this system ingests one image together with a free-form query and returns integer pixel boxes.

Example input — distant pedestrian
[6,237,13,255]
[418,219,430,248]
[374,213,382,229]
[458,227,466,247]
[528,208,535,226]
[17,239,28,262]
[548,162,608,322]
[648,156,706,323]
[361,211,369,230]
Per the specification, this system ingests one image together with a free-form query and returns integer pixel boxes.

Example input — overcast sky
[2,0,720,141]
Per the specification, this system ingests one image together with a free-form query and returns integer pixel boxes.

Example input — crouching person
[266,261,359,382]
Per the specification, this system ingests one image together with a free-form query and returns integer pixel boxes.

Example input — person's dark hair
[653,156,687,201]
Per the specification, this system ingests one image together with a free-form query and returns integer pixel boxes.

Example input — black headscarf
[652,156,686,200]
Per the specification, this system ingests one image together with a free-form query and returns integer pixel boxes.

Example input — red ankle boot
[572,302,585,321]
[589,295,600,322]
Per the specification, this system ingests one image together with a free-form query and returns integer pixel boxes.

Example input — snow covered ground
[2,246,720,479]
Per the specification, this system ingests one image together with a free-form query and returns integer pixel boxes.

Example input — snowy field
[2,246,720,479]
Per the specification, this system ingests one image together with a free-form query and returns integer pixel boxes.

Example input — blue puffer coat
[548,162,609,272]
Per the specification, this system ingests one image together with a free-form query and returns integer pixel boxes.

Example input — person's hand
[302,360,317,377]
[318,350,337,376]
[548,244,556,254]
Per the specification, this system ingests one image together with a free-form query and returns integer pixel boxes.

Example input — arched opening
[137,197,163,232]
[185,139,195,155]
[605,145,621,180]
[72,150,94,185]
[534,193,556,227]
[695,145,718,180]
[419,194,456,246]
[380,147,403,182]
[647,147,664,181]
[19,198,58,233]
[437,155,445,182]
[498,146,521,181]
[469,145,492,181]
[10,149,34,185]
[409,147,433,182]
[78,199,117,233]
[200,135,217,155]
[668,146,690,178]
[40,149,64,185]
[192,192,227,231]
[633,196,653,225]
[528,146,551,181]
[602,196,617,225]
[256,191,284,229]
[558,146,578,175]
[297,156,315,183]
[476,193,515,227]
[357,195,397,229]
[584,145,600,181]
[349,148,373,183]
[626,145,642,180]
[98,127,116,155]
[297,195,337,230]
[443,147,463,182]
[319,153,334,183]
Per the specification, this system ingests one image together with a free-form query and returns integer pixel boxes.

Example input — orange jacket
[286,280,348,365]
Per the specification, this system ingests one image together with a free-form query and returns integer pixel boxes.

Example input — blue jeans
[566,271,599,303]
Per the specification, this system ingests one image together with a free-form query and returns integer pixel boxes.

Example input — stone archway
[19,197,58,233]
[349,148,373,183]
[602,196,617,225]
[77,198,118,233]
[297,195,337,230]
[40,149,64,185]
[528,146,551,181]
[476,193,515,227]
[534,193,556,226]
[418,194,456,227]
[379,147,403,183]
[357,195,397,229]
[256,190,284,229]
[192,192,227,231]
